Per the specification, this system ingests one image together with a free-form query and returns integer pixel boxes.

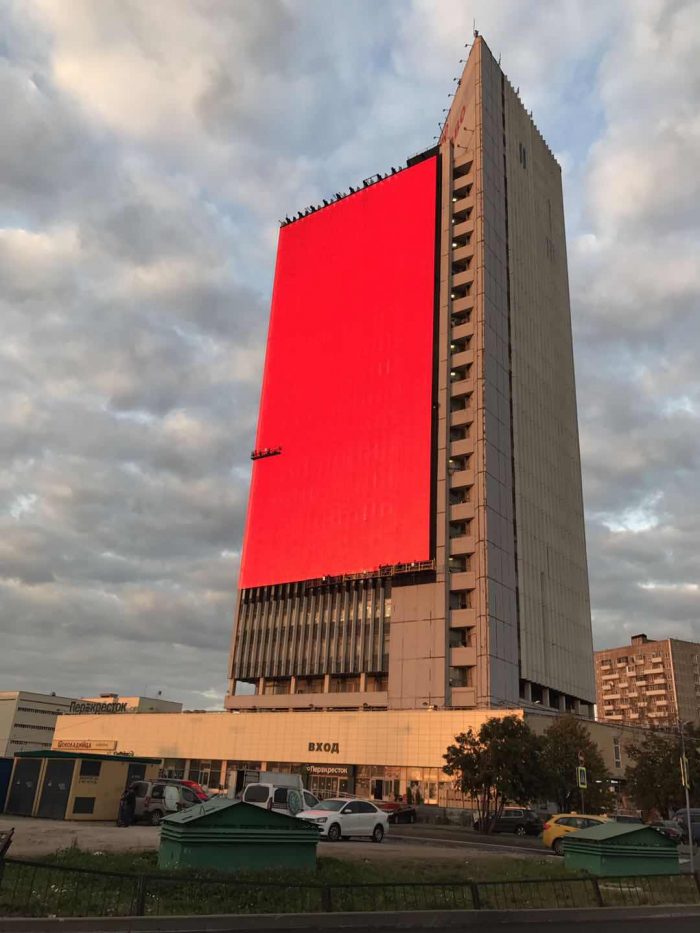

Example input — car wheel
[372,824,385,844]
[515,825,527,837]
[327,823,342,842]
[149,809,165,826]
[552,838,564,856]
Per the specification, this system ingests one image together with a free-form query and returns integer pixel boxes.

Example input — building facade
[0,691,77,756]
[226,34,594,716]
[0,692,183,757]
[77,694,183,714]
[596,634,700,727]
[52,708,634,804]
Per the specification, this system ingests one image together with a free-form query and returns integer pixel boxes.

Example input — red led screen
[239,156,437,589]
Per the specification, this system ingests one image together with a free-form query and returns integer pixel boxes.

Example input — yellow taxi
[542,813,609,855]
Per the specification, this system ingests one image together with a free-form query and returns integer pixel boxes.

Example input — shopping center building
[51,708,639,804]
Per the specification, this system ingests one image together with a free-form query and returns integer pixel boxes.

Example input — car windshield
[312,799,346,812]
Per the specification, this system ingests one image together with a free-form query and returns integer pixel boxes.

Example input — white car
[297,797,389,843]
[241,782,320,818]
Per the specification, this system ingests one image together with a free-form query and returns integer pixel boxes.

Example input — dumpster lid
[162,798,318,831]
[570,822,675,844]
[163,796,235,824]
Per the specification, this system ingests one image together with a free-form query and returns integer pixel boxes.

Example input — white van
[240,782,321,818]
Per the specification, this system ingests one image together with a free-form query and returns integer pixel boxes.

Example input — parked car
[649,820,683,843]
[542,814,609,855]
[672,808,700,844]
[297,797,389,842]
[143,782,202,825]
[178,780,209,800]
[380,803,418,825]
[241,782,320,817]
[375,801,417,824]
[131,779,207,821]
[473,807,542,836]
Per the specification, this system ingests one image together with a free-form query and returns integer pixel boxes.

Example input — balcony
[450,686,477,707]
[450,407,474,427]
[452,219,475,240]
[450,469,474,489]
[451,322,473,343]
[450,502,475,522]
[450,608,476,628]
[452,269,475,290]
[451,296,474,316]
[450,646,476,667]
[450,379,471,398]
[450,438,474,458]
[451,348,474,369]
[451,243,472,264]
[452,196,473,218]
[450,571,475,591]
[453,157,473,175]
[450,535,475,556]
[452,173,473,195]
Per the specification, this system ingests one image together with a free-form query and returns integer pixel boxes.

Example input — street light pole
[679,719,695,876]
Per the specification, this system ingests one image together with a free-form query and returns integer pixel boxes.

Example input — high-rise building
[596,634,700,727]
[226,34,595,717]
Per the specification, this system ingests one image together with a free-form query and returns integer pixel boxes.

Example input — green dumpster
[563,821,679,876]
[158,798,319,872]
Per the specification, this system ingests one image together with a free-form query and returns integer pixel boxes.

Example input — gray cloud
[1,0,699,710]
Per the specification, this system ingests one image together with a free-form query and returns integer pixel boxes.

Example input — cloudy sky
[1,0,698,709]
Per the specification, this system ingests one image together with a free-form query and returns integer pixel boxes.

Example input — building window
[79,760,102,778]
[449,666,474,688]
[72,797,96,815]
[613,738,622,769]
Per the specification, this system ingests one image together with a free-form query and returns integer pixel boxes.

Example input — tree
[625,725,700,817]
[443,715,545,832]
[540,715,612,813]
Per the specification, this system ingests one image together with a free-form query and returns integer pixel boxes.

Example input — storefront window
[160,759,186,779]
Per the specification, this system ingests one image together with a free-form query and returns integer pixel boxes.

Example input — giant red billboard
[239,155,438,589]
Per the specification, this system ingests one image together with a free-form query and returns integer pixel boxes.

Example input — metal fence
[1,858,700,918]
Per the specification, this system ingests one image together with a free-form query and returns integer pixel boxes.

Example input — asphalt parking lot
[0,814,547,862]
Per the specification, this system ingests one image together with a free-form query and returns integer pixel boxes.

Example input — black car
[473,807,542,836]
[386,805,417,824]
[672,808,700,844]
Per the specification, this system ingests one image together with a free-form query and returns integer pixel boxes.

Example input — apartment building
[595,634,700,727]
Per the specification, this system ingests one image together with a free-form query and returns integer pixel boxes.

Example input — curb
[1,905,700,932]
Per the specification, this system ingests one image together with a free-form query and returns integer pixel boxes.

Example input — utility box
[564,821,679,876]
[158,798,319,873]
